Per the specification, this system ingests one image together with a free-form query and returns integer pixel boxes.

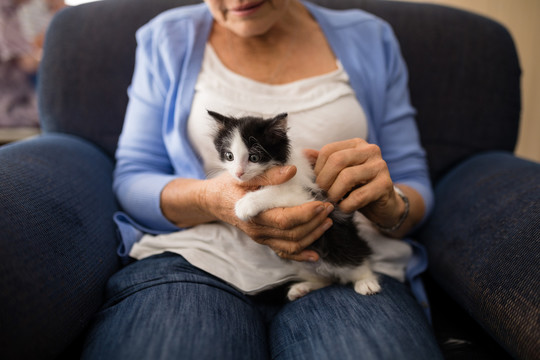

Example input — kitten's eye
[249,154,261,163]
[225,152,234,161]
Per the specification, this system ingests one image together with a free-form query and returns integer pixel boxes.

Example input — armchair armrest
[418,151,540,360]
[0,134,121,359]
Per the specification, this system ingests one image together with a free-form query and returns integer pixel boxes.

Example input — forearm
[160,168,338,263]
[160,177,219,228]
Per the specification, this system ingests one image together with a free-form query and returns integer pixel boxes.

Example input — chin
[229,22,275,38]
[225,11,281,37]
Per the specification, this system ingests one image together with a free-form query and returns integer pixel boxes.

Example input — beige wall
[397,0,540,163]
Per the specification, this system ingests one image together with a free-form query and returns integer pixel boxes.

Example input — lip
[228,0,267,17]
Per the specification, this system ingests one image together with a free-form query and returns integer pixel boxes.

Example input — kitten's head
[208,110,290,182]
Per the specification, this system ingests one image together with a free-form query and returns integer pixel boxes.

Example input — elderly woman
[82,1,443,359]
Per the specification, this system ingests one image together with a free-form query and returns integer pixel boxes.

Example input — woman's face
[204,0,292,37]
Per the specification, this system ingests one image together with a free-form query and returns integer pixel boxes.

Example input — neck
[208,0,328,84]
[217,1,309,49]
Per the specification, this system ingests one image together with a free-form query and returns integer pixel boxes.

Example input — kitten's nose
[236,170,245,179]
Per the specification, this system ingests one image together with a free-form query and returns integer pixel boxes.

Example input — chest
[208,25,337,85]
[187,45,368,177]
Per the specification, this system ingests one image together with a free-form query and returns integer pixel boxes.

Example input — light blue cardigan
[113,1,433,316]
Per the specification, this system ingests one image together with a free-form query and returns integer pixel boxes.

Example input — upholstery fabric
[39,0,521,183]
[418,152,540,360]
[1,0,535,359]
[0,134,120,359]
[316,0,521,181]
[39,0,199,158]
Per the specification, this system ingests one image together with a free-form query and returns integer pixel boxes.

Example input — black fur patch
[309,188,372,266]
[308,209,372,266]
[209,110,372,267]
[208,110,290,165]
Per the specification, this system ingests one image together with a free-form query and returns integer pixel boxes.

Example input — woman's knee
[269,277,442,360]
[82,253,269,360]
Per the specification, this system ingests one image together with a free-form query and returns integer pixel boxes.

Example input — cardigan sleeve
[307,3,435,224]
[113,23,180,232]
[377,24,434,223]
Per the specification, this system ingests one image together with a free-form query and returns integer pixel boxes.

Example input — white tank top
[130,44,412,294]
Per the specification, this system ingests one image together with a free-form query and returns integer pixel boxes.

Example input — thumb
[243,165,297,188]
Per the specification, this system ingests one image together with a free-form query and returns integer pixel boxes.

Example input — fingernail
[280,165,293,174]
[307,256,318,263]
[315,205,325,214]
[322,219,333,231]
[325,204,335,215]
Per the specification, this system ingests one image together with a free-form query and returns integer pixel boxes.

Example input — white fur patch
[231,143,381,299]
[287,261,381,300]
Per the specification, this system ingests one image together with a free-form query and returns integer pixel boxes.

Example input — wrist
[373,186,409,234]
[198,179,217,219]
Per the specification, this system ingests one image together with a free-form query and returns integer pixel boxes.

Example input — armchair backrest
[39,0,520,182]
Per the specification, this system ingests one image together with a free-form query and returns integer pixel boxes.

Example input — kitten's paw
[287,281,328,301]
[354,278,381,295]
[287,282,315,301]
[235,197,260,221]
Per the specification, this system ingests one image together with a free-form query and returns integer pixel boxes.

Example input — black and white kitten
[208,110,381,300]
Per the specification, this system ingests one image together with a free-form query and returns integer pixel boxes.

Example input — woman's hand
[205,166,334,262]
[305,138,425,238]
[236,200,334,262]
[161,166,333,262]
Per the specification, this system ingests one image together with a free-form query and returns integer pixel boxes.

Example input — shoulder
[304,1,402,70]
[307,2,404,73]
[304,1,392,33]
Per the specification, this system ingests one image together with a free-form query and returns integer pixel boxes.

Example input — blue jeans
[82,252,443,359]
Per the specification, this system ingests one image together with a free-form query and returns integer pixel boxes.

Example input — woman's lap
[82,252,269,359]
[82,252,442,360]
[269,279,441,359]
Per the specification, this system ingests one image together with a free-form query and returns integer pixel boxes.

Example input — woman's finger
[314,138,369,175]
[252,201,327,229]
[251,203,333,242]
[240,202,334,261]
[315,140,379,192]
[338,175,393,213]
[325,156,389,206]
[241,165,297,189]
[260,217,333,261]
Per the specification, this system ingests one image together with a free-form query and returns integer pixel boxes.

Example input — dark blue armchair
[1,0,538,359]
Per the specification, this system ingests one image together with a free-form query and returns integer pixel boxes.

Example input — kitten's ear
[207,110,231,126]
[270,113,288,131]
